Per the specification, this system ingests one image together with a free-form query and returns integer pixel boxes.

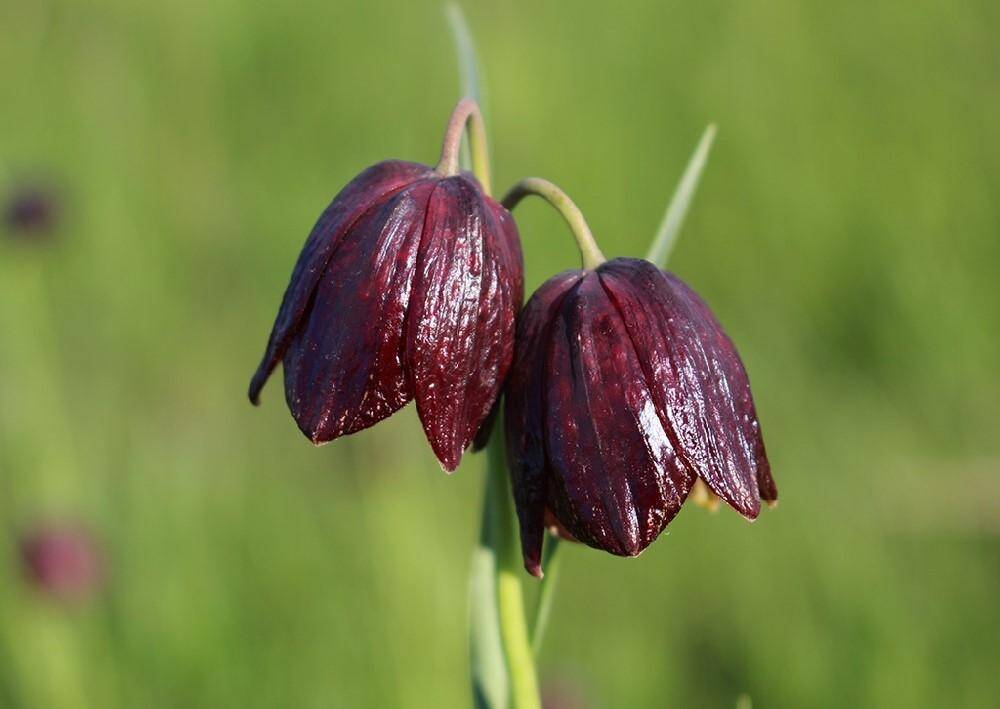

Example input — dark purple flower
[249,160,523,472]
[505,258,776,576]
[19,525,103,601]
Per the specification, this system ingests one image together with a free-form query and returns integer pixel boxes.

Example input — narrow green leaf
[530,536,561,657]
[446,3,487,172]
[447,3,483,106]
[470,506,509,709]
[645,124,717,268]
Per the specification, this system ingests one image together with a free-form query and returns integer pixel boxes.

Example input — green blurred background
[2,0,998,706]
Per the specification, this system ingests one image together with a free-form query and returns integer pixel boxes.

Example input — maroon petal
[282,180,436,442]
[249,160,431,404]
[471,399,501,452]
[598,258,769,518]
[485,196,525,311]
[504,270,584,576]
[665,272,777,503]
[470,199,525,453]
[544,274,696,557]
[755,435,778,503]
[406,176,521,471]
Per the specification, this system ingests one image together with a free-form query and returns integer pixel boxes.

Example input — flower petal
[544,274,696,557]
[504,270,583,576]
[282,180,436,442]
[598,258,769,518]
[406,177,520,472]
[485,196,525,311]
[664,272,777,503]
[249,160,431,404]
[469,198,524,453]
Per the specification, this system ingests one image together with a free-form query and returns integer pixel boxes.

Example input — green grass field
[2,1,999,706]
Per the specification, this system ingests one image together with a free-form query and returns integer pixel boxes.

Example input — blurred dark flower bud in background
[505,258,777,576]
[3,183,60,240]
[19,524,104,601]
[250,101,523,472]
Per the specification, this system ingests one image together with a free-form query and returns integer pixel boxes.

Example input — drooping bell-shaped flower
[250,101,523,472]
[501,180,775,576]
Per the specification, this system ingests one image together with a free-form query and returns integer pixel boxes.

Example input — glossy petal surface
[282,181,436,442]
[249,160,430,403]
[598,258,771,517]
[543,274,696,557]
[503,271,583,576]
[406,176,521,471]
[664,272,777,503]
[469,200,524,453]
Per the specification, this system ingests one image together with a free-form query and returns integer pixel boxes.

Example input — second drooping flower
[502,180,776,576]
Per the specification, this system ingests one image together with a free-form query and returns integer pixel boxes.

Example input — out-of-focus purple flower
[249,160,523,472]
[505,258,777,576]
[4,185,59,238]
[541,677,590,709]
[19,525,103,601]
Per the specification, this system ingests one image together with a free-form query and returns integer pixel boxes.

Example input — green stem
[530,537,561,657]
[501,178,606,270]
[470,462,508,709]
[486,429,541,709]
[436,98,492,195]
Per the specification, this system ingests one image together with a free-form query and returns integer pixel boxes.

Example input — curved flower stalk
[501,179,776,576]
[249,100,523,472]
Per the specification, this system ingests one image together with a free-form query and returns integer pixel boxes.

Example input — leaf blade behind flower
[447,3,488,174]
[645,124,717,268]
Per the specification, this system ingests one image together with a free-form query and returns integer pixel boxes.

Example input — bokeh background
[2,1,998,707]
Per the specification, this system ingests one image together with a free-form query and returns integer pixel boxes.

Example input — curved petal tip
[740,504,761,522]
[248,368,268,406]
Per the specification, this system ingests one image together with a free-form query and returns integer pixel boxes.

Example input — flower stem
[436,97,492,195]
[501,178,606,270]
[485,426,541,709]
